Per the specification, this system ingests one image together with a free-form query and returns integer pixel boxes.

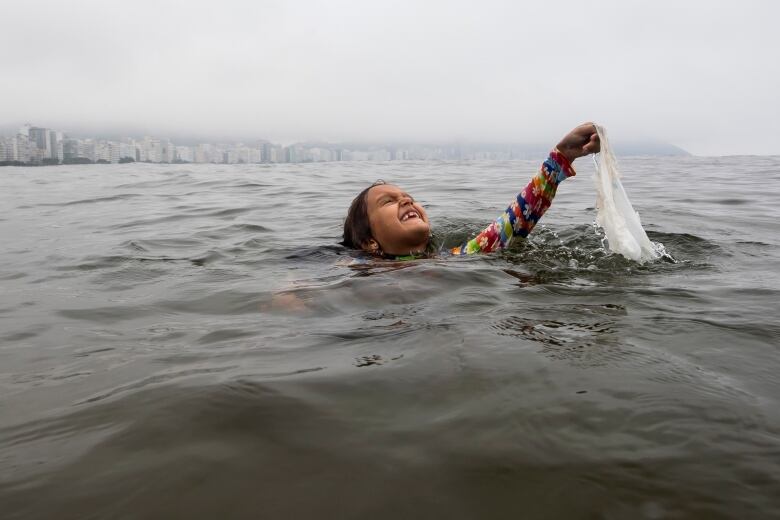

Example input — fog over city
[2,0,778,156]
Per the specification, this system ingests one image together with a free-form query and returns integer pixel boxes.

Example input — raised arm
[451,123,599,255]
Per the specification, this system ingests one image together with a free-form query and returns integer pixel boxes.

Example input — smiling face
[364,184,430,256]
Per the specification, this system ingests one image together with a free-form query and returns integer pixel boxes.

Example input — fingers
[568,129,591,147]
[582,133,600,154]
[571,123,597,144]
[574,122,595,133]
[556,123,599,161]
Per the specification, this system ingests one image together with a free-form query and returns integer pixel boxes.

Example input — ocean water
[1,157,779,519]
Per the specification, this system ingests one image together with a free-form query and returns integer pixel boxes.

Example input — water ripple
[1,158,780,518]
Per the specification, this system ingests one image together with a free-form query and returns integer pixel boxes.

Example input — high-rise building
[28,127,52,160]
[307,147,333,162]
[284,145,304,163]
[269,145,284,163]
[110,142,120,163]
[119,141,138,161]
[161,140,175,163]
[250,148,262,163]
[260,141,272,163]
[62,138,80,161]
[79,139,96,162]
[49,131,61,162]
[95,141,120,163]
[195,143,213,163]
[14,134,31,163]
[175,146,194,162]
[54,132,64,162]
[226,148,240,164]
[142,136,162,162]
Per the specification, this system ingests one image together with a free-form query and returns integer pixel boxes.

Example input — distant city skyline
[1,122,691,166]
[0,120,687,152]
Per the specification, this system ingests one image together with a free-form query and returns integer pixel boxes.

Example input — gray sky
[2,0,778,155]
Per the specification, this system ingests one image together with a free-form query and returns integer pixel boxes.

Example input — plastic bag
[593,125,661,262]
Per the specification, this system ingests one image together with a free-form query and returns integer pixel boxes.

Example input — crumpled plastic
[593,125,661,262]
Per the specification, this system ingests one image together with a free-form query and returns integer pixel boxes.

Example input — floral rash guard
[449,149,576,255]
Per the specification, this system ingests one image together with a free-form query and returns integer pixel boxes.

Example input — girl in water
[342,123,600,259]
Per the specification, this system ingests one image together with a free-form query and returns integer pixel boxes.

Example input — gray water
[1,157,779,519]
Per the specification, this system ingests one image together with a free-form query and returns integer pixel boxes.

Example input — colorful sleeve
[451,149,576,255]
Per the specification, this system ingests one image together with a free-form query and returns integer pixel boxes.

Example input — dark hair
[342,180,386,249]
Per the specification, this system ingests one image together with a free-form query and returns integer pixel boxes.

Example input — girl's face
[365,184,430,255]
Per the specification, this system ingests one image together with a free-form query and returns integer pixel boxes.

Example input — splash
[592,125,665,263]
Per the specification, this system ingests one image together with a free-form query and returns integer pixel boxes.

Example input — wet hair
[342,180,386,249]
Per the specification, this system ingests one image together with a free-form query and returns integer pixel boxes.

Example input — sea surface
[1,157,779,519]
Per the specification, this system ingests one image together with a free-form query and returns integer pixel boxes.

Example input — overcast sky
[2,0,778,155]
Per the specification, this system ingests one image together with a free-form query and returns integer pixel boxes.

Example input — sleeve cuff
[550,149,577,182]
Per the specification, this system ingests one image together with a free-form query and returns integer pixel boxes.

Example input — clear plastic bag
[593,125,661,262]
